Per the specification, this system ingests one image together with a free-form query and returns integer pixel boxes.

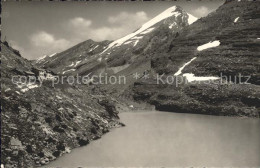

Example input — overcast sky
[2,0,224,60]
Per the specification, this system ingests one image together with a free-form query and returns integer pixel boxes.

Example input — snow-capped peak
[101,6,183,54]
[187,13,198,25]
[136,6,180,34]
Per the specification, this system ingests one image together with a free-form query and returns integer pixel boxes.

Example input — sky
[2,0,224,60]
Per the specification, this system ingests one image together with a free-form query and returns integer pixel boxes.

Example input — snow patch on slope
[169,22,176,29]
[124,41,133,45]
[68,62,74,67]
[183,73,219,82]
[133,40,139,47]
[74,61,81,67]
[36,55,47,63]
[5,88,11,92]
[62,69,76,74]
[234,17,239,23]
[174,57,197,76]
[17,83,40,93]
[197,40,220,51]
[68,60,82,67]
[97,57,102,62]
[89,45,99,52]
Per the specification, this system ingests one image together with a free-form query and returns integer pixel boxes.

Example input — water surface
[48,111,260,167]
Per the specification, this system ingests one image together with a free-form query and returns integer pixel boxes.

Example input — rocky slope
[130,0,260,117]
[149,0,260,84]
[1,41,122,167]
[34,39,111,76]
[2,6,197,167]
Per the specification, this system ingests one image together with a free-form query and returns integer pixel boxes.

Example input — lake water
[47,111,260,167]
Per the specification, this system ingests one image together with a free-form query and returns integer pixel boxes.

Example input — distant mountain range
[35,0,259,117]
[34,5,197,77]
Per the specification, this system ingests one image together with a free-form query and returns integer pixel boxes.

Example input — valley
[1,0,260,167]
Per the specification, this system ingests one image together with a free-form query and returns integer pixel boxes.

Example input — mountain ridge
[36,5,197,78]
[35,1,260,118]
[131,0,260,117]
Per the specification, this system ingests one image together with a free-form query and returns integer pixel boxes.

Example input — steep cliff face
[131,1,260,117]
[1,42,122,167]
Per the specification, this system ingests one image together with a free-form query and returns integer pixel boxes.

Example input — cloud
[21,11,149,59]
[193,6,210,17]
[67,11,149,41]
[27,31,72,59]
[30,31,70,48]
[69,17,92,28]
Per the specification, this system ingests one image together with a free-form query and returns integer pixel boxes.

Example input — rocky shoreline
[2,91,123,168]
[2,94,124,168]
[132,79,259,118]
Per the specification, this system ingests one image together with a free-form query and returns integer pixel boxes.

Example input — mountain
[1,41,123,167]
[99,6,197,55]
[34,39,111,75]
[35,6,197,78]
[149,0,260,83]
[2,1,260,167]
[35,1,259,118]
[131,0,260,117]
[3,6,198,167]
